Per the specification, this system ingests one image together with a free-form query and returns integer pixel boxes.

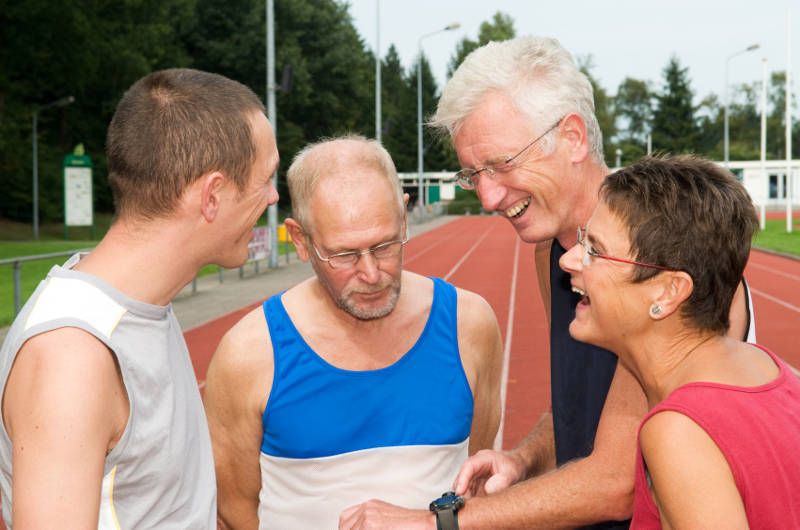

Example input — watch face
[429,492,465,512]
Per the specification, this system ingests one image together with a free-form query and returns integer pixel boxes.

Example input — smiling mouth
[504,197,531,219]
[572,286,590,306]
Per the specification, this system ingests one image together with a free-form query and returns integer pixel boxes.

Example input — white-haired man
[205,135,503,530]
[341,36,755,530]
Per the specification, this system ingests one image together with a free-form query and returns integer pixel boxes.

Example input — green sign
[63,144,94,230]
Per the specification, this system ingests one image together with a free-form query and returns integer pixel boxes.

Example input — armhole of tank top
[261,296,283,426]
[644,403,745,499]
[5,319,136,472]
[442,278,475,408]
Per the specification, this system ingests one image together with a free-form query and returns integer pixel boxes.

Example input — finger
[484,473,513,495]
[339,504,362,528]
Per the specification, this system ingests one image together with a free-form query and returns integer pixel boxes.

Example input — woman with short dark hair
[560,155,800,529]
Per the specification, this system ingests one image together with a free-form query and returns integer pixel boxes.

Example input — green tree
[651,56,699,154]
[380,45,416,171]
[578,56,617,165]
[0,0,194,223]
[614,77,653,161]
[446,11,515,77]
[695,93,723,159]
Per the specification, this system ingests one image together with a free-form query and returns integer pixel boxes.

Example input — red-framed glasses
[577,227,676,271]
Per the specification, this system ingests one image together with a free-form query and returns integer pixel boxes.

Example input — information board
[64,166,93,226]
[248,226,271,260]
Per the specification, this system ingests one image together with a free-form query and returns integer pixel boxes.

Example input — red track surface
[184,216,800,449]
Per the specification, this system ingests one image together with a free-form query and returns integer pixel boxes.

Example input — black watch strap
[435,507,459,530]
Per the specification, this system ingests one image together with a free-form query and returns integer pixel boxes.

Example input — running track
[1,217,796,528]
[184,215,800,450]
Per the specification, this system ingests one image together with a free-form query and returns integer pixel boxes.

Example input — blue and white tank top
[258,277,473,530]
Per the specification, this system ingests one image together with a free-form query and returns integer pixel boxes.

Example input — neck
[555,159,609,249]
[621,325,721,407]
[73,217,206,306]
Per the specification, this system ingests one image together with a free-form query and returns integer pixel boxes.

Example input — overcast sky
[348,0,798,110]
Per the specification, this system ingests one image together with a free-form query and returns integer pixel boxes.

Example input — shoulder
[455,287,498,331]
[206,304,273,409]
[639,410,722,476]
[5,327,125,442]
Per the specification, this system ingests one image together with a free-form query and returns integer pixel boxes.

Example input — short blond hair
[286,135,404,231]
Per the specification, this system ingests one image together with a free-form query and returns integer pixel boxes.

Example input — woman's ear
[649,271,693,320]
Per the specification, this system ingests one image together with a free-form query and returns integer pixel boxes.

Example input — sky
[348,0,799,110]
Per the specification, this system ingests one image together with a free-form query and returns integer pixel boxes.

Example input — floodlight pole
[32,95,75,240]
[723,43,760,168]
[417,23,459,210]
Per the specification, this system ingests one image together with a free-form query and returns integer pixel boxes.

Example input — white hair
[431,36,604,163]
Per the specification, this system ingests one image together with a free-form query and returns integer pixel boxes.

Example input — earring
[650,304,662,316]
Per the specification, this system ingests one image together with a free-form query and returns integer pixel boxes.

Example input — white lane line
[748,262,800,282]
[444,227,494,281]
[405,238,441,265]
[750,287,800,313]
[494,236,520,451]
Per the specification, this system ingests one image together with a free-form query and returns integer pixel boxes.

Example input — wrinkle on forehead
[309,174,403,244]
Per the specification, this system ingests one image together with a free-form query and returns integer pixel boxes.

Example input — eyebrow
[324,229,404,254]
[586,232,607,254]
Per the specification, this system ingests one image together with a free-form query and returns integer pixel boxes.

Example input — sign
[248,226,271,260]
[63,145,93,227]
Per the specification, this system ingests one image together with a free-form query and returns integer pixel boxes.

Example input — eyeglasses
[576,227,676,271]
[454,116,564,190]
[310,229,409,269]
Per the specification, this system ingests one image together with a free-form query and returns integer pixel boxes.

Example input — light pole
[417,22,459,210]
[375,0,382,142]
[724,43,759,167]
[32,95,75,240]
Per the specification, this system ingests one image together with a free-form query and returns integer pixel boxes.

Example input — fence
[1,239,295,318]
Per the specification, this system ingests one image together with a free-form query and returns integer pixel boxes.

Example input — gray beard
[335,281,402,320]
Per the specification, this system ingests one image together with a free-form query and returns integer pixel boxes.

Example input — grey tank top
[0,254,216,529]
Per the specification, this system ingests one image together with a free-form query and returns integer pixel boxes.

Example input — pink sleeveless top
[631,345,800,529]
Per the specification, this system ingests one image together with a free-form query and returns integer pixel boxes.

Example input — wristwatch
[429,491,465,530]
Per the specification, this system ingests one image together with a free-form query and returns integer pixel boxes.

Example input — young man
[0,68,279,529]
[204,136,502,530]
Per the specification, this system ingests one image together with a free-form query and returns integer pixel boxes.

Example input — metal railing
[2,239,295,317]
[0,249,93,316]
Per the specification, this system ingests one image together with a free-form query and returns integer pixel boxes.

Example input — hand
[453,449,527,498]
[339,499,435,530]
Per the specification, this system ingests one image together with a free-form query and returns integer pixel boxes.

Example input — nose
[559,242,584,275]
[354,251,381,284]
[268,182,279,206]
[475,175,506,212]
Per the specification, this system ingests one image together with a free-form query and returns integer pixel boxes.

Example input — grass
[0,218,295,328]
[753,219,800,257]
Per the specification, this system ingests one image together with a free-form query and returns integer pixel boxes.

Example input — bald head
[287,135,405,233]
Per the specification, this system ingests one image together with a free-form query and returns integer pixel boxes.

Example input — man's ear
[403,192,410,209]
[284,218,310,262]
[650,271,694,321]
[199,171,227,223]
[560,113,590,164]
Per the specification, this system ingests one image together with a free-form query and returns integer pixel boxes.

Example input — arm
[639,412,748,529]
[457,361,646,529]
[3,328,127,529]
[452,240,557,497]
[341,361,646,530]
[457,289,503,454]
[205,308,273,530]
